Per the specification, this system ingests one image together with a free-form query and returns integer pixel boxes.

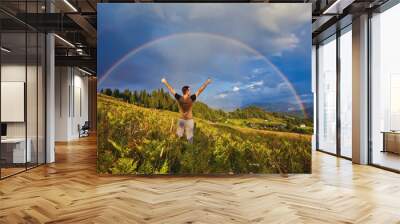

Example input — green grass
[97,94,311,175]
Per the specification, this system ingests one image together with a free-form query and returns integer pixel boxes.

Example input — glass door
[317,35,337,154]
[370,3,400,171]
[339,27,352,158]
[0,1,47,179]
[1,30,28,178]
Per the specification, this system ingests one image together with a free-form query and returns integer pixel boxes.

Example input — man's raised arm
[196,78,212,97]
[161,78,176,96]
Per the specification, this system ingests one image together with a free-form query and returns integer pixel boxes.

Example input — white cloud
[216,93,228,99]
[148,4,310,56]
[103,4,310,57]
[252,68,266,74]
[255,4,310,33]
[233,86,240,92]
[274,33,299,49]
[245,80,264,89]
[277,82,290,92]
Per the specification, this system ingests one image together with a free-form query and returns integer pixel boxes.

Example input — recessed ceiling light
[322,0,356,15]
[78,67,93,76]
[54,34,75,48]
[63,0,78,12]
[1,47,11,53]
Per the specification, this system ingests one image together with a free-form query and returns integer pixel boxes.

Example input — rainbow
[98,32,307,118]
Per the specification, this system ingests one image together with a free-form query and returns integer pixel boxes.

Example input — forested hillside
[99,88,313,134]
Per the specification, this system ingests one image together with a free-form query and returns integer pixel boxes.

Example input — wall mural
[97,3,313,175]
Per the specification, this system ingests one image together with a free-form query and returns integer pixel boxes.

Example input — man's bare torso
[175,94,197,120]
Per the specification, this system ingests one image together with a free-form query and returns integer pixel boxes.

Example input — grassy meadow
[97,93,312,175]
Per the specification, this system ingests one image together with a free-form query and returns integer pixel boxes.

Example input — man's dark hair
[182,86,190,94]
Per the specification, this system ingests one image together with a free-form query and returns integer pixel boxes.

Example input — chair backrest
[82,121,90,129]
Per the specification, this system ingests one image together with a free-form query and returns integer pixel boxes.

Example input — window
[339,27,352,158]
[317,35,337,154]
[370,3,400,171]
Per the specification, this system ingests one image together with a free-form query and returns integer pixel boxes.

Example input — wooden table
[381,131,400,154]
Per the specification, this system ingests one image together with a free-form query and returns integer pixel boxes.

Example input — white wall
[1,63,46,164]
[72,72,89,138]
[1,64,41,138]
[55,66,69,141]
[1,64,26,138]
[55,67,89,141]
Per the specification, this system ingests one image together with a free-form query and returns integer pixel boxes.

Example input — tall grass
[97,94,311,174]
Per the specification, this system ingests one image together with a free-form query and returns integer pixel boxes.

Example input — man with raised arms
[162,77,212,143]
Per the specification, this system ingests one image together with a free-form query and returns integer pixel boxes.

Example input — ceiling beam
[322,0,356,14]
[67,13,97,46]
[55,55,96,73]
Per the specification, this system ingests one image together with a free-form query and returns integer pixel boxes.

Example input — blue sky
[98,3,312,112]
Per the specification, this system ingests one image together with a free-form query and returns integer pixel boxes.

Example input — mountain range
[244,102,314,119]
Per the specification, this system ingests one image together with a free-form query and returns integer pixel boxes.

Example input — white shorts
[176,119,194,140]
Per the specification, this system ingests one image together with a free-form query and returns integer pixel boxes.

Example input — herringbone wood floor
[1,135,400,224]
